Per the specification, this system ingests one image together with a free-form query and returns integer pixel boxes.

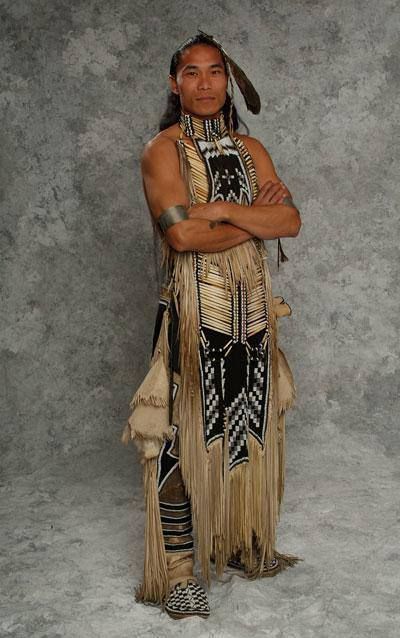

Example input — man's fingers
[268,183,285,198]
[260,183,286,204]
[278,180,292,199]
[255,180,274,195]
[254,179,293,206]
[259,180,285,198]
[253,180,277,204]
[271,184,291,203]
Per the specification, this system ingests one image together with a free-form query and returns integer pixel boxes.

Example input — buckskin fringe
[134,127,301,597]
[159,135,270,295]
[134,458,170,605]
[133,239,299,595]
[277,347,296,414]
[121,303,172,447]
[277,413,286,510]
[167,238,290,584]
[161,236,265,297]
[199,240,262,294]
[172,251,202,393]
[245,550,304,580]
[128,355,168,411]
[159,132,270,295]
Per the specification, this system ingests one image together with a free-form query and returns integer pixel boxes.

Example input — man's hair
[159,33,245,132]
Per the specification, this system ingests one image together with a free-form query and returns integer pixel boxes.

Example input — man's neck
[179,110,228,141]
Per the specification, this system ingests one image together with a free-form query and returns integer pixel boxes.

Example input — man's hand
[253,179,293,206]
[187,179,295,232]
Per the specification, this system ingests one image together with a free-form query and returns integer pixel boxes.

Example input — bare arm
[189,136,302,240]
[189,199,299,240]
[141,136,254,253]
[201,199,300,240]
[243,136,301,238]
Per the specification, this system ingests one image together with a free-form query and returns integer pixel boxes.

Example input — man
[122,31,302,620]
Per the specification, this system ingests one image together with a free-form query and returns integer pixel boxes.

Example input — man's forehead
[178,45,225,69]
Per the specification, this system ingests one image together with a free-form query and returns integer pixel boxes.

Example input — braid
[226,61,235,137]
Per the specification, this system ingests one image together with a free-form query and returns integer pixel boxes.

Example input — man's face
[169,44,228,118]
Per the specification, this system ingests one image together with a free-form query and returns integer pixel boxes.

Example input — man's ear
[168,74,179,95]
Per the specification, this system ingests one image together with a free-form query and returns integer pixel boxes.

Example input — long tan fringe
[245,551,304,580]
[160,134,267,296]
[162,237,264,298]
[277,413,286,510]
[168,237,290,585]
[134,458,170,605]
[121,303,171,447]
[135,131,300,599]
[129,395,167,409]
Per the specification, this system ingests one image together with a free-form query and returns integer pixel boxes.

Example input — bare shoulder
[234,132,271,159]
[141,123,182,166]
[234,132,279,183]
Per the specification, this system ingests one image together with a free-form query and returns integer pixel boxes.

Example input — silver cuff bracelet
[157,205,188,233]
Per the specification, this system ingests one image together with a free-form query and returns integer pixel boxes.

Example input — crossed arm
[141,135,301,253]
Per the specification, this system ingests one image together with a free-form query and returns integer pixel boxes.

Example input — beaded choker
[179,111,228,141]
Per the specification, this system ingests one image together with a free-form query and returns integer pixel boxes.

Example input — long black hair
[159,33,248,134]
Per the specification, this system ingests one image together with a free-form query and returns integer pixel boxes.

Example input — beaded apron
[176,112,271,471]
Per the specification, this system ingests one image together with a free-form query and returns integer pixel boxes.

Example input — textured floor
[1,0,399,636]
[1,425,399,638]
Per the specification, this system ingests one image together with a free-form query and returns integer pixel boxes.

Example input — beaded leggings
[157,427,194,555]
[151,293,195,575]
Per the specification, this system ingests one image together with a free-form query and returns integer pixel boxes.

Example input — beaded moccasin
[164,580,210,620]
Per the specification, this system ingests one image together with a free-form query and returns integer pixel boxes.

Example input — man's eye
[212,70,222,74]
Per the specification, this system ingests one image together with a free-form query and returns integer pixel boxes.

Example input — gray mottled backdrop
[1,1,399,636]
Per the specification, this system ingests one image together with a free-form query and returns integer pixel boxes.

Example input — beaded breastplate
[175,110,272,469]
[179,110,254,205]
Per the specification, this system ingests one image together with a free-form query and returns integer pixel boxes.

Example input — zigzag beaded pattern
[248,342,271,445]
[226,387,250,469]
[165,581,210,618]
[203,356,221,438]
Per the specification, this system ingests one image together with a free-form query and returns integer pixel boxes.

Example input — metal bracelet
[157,205,188,233]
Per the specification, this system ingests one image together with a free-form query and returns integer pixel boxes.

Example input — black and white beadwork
[226,387,249,469]
[247,341,270,446]
[157,421,179,492]
[165,581,210,618]
[195,136,252,205]
[203,356,221,439]
[199,342,225,446]
[180,111,223,142]
[227,555,279,573]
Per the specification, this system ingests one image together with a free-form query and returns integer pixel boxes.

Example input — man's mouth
[196,97,215,101]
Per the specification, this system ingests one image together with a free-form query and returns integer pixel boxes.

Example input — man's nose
[197,74,212,90]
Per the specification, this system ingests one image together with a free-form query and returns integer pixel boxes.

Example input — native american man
[122,31,302,620]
